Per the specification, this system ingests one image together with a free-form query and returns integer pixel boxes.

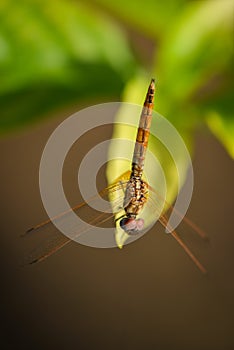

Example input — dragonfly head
[120,217,144,235]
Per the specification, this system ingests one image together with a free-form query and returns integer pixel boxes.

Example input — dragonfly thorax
[120,177,148,235]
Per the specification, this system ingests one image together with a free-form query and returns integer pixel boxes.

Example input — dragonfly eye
[120,218,144,235]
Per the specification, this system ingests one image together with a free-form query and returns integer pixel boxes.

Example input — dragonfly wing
[159,215,207,274]
[24,232,71,264]
[25,180,129,263]
[148,185,208,240]
[25,210,118,264]
[141,189,207,273]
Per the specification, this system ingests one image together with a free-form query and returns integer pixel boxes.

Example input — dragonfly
[25,79,208,273]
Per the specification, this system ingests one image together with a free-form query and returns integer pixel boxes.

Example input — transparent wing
[158,214,207,274]
[147,185,208,240]
[24,181,129,264]
[24,175,207,273]
[143,189,207,274]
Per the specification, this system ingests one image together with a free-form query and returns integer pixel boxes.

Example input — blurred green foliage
[0,0,136,129]
[0,0,233,158]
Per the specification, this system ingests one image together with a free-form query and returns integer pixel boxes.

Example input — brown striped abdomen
[131,79,155,178]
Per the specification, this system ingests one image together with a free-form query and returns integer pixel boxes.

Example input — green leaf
[156,0,233,101]
[203,85,234,157]
[206,111,234,158]
[152,0,234,153]
[0,0,136,132]
[106,78,194,247]
[93,0,188,38]
[107,76,194,204]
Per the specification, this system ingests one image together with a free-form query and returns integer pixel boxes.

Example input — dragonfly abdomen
[131,79,155,178]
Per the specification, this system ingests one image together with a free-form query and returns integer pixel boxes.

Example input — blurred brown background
[0,111,234,350]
